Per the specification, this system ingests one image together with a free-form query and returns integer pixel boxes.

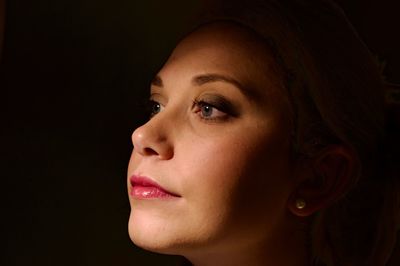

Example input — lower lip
[130,186,177,199]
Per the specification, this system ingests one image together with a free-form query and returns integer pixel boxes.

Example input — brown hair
[196,0,400,265]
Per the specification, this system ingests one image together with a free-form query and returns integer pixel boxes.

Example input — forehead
[159,22,286,99]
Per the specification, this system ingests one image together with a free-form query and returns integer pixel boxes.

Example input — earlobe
[288,145,359,217]
[287,197,314,217]
[287,195,322,217]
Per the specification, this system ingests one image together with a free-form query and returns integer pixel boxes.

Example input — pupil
[202,105,212,116]
[153,103,160,113]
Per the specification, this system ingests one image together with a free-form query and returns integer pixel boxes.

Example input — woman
[127,0,400,265]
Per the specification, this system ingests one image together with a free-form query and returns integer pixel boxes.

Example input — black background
[2,0,399,265]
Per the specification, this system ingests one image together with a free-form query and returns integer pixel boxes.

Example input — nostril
[144,147,159,156]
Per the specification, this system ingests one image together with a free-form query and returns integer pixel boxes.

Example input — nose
[131,116,174,160]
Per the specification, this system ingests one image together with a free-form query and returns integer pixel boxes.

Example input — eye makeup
[192,93,240,122]
[146,90,241,123]
[194,94,239,116]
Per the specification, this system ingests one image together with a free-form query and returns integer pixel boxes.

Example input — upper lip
[129,175,181,197]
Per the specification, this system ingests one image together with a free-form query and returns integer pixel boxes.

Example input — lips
[129,175,180,199]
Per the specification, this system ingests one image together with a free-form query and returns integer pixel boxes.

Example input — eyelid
[148,93,166,118]
[149,92,163,101]
[146,100,163,118]
[149,93,168,106]
[194,101,228,121]
[195,94,239,117]
[191,93,240,123]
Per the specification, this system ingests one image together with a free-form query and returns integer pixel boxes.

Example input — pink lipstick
[129,175,179,199]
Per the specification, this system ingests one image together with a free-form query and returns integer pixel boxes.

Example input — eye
[148,100,164,117]
[194,100,229,121]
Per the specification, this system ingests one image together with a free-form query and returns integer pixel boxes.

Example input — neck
[184,216,310,266]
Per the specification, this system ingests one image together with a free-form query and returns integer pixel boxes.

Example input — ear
[288,145,359,217]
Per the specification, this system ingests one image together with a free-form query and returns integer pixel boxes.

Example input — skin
[127,22,310,266]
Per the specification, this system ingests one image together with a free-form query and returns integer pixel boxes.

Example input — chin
[128,210,189,255]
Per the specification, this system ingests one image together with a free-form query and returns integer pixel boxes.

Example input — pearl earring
[295,198,306,209]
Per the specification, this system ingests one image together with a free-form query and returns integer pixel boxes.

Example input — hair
[191,0,400,265]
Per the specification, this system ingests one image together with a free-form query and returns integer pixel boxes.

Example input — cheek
[181,125,292,195]
[177,128,293,239]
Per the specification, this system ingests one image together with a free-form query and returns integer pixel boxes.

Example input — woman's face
[127,22,297,257]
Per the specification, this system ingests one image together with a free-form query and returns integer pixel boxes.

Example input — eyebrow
[151,73,255,98]
[192,74,247,93]
[151,76,163,87]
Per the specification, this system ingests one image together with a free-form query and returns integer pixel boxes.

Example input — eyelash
[148,99,163,118]
[192,100,230,122]
[147,96,236,122]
